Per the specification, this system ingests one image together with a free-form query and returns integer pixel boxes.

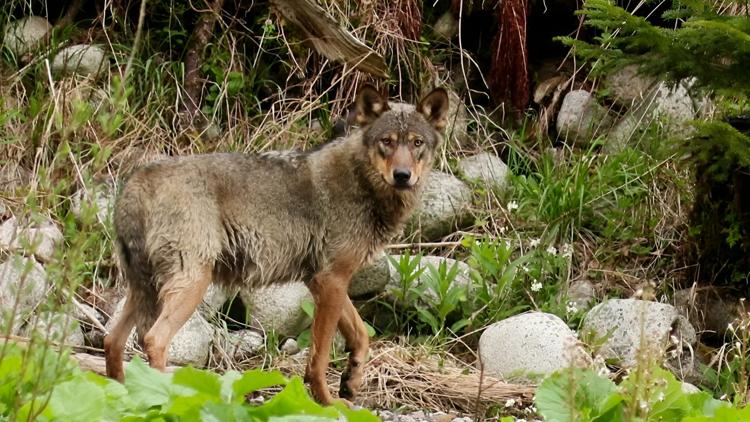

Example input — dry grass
[266,341,536,415]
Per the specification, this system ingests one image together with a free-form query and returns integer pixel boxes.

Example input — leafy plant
[535,366,747,422]
[413,259,470,336]
[1,341,378,421]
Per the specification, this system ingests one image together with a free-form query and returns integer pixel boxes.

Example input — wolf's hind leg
[104,290,138,382]
[141,264,213,370]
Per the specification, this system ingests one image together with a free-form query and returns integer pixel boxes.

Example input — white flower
[531,280,543,292]
[522,264,530,273]
[504,398,516,408]
[546,245,558,255]
[507,201,519,212]
[657,391,665,402]
[566,301,578,314]
[529,238,540,248]
[561,243,573,258]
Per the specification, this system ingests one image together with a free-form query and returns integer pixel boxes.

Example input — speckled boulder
[0,255,47,333]
[479,312,589,382]
[240,281,313,337]
[23,311,85,347]
[105,297,214,367]
[458,152,510,192]
[51,44,108,78]
[0,216,64,263]
[556,90,615,146]
[349,252,392,298]
[408,171,472,240]
[582,298,696,367]
[3,16,51,57]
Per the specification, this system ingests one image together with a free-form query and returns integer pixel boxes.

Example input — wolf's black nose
[393,169,411,185]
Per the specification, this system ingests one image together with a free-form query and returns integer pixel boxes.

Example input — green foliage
[0,342,377,421]
[535,366,748,421]
[511,147,654,244]
[558,0,750,96]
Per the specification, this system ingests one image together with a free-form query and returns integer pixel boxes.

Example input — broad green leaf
[220,370,243,402]
[172,366,222,397]
[124,356,173,409]
[201,402,251,422]
[249,377,339,420]
[45,376,105,420]
[268,416,337,422]
[232,369,288,401]
[536,368,624,422]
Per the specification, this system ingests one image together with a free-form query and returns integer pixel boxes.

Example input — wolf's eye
[414,139,424,147]
[380,138,392,146]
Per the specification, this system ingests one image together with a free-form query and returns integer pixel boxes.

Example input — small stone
[479,312,589,382]
[408,171,472,240]
[433,11,458,40]
[3,16,51,57]
[566,279,596,310]
[681,382,701,394]
[458,152,510,192]
[281,338,300,355]
[51,44,108,78]
[220,329,264,360]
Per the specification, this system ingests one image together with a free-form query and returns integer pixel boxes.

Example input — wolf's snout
[393,169,411,186]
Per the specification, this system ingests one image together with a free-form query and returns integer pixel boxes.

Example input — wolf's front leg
[337,296,369,400]
[305,270,350,405]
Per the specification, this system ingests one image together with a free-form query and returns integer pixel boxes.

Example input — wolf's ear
[355,84,390,125]
[417,88,449,130]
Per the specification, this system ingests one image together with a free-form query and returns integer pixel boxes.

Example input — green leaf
[46,376,105,420]
[249,377,339,420]
[201,402,251,422]
[536,368,624,422]
[172,366,222,397]
[124,356,173,409]
[232,369,288,402]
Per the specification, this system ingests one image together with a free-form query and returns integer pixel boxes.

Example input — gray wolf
[103,84,449,405]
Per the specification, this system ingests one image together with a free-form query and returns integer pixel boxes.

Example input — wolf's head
[355,84,449,190]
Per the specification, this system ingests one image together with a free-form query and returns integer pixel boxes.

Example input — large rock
[71,181,116,224]
[458,152,510,192]
[673,287,748,341]
[3,16,51,57]
[605,77,699,153]
[408,171,472,240]
[479,312,589,381]
[240,282,313,337]
[105,297,214,367]
[582,298,696,367]
[604,65,658,107]
[0,216,64,263]
[199,283,238,320]
[23,312,85,347]
[556,90,614,146]
[0,256,47,333]
[167,312,214,367]
[349,252,392,298]
[51,44,108,78]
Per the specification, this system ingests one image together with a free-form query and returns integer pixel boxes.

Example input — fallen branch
[270,0,388,78]
[71,352,181,376]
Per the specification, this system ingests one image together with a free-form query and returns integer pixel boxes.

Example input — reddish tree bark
[488,0,530,116]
